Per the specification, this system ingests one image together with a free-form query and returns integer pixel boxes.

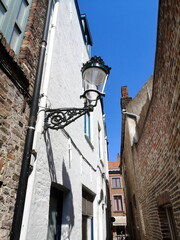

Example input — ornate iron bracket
[44,90,104,130]
[44,105,94,130]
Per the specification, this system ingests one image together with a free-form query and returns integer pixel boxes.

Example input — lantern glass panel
[83,67,107,87]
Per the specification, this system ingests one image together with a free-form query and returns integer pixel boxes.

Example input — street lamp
[44,56,111,130]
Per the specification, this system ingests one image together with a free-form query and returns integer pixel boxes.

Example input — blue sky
[78,0,159,162]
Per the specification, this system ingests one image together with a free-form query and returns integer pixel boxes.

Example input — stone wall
[0,1,47,239]
[121,0,180,239]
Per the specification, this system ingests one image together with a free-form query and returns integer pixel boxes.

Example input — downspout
[122,110,140,123]
[10,0,53,239]
[20,1,60,238]
[122,110,139,144]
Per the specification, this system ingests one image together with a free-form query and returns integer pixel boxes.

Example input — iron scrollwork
[44,106,93,130]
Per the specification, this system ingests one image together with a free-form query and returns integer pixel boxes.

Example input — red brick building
[108,155,126,239]
[120,1,180,239]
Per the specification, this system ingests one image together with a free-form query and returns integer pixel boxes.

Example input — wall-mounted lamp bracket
[44,106,93,130]
[44,90,104,130]
[44,56,111,130]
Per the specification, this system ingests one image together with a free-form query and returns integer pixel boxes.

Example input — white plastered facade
[20,1,109,240]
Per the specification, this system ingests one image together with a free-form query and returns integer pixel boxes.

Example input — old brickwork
[121,0,180,240]
[0,1,47,239]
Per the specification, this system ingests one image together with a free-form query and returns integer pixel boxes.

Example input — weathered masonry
[121,1,180,239]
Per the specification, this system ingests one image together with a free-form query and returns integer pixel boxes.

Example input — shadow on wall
[44,129,74,239]
[61,160,75,240]
[44,129,57,182]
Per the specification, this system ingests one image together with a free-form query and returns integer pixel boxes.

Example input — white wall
[21,0,109,239]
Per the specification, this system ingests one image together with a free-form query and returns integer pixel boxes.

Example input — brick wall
[109,175,126,216]
[121,86,132,110]
[121,0,180,239]
[109,158,126,238]
[0,1,47,239]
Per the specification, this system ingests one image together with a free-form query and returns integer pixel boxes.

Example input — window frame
[166,206,178,240]
[112,177,121,188]
[80,14,92,57]
[0,0,32,54]
[98,124,102,160]
[82,188,94,240]
[84,112,91,141]
[47,186,63,240]
[158,204,178,240]
[113,195,124,212]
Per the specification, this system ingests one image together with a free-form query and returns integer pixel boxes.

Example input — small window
[82,215,93,240]
[0,0,7,25]
[9,24,21,50]
[98,125,102,159]
[82,189,94,240]
[84,113,91,140]
[0,0,32,54]
[0,1,6,13]
[158,204,178,240]
[116,226,125,236]
[114,195,123,212]
[112,177,121,188]
[47,187,63,240]
[16,0,28,26]
[80,14,92,56]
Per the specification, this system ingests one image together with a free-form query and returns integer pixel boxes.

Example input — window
[158,204,178,240]
[116,226,125,236]
[0,0,32,54]
[82,189,94,240]
[0,0,7,24]
[112,177,121,188]
[84,113,91,140]
[98,125,102,159]
[82,216,93,240]
[80,14,92,56]
[114,195,123,212]
[47,187,63,240]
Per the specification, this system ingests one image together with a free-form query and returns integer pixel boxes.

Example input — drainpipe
[10,1,53,239]
[122,109,140,123]
[20,1,60,238]
[122,109,139,144]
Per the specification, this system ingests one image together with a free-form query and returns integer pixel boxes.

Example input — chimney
[121,86,129,98]
[120,86,132,110]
